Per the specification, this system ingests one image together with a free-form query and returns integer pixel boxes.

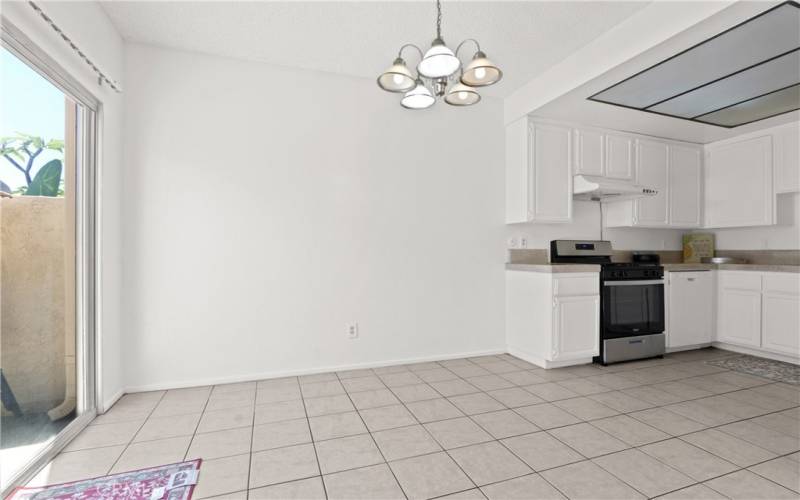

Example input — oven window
[602,284,665,338]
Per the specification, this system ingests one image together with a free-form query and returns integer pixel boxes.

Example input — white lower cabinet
[667,271,712,349]
[716,271,800,359]
[506,271,599,368]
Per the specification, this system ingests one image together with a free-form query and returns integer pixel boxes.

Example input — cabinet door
[531,122,572,222]
[667,272,712,348]
[774,123,800,193]
[634,139,669,226]
[717,274,762,347]
[761,273,800,356]
[574,129,604,176]
[705,135,773,227]
[669,145,702,227]
[553,295,599,360]
[605,134,635,180]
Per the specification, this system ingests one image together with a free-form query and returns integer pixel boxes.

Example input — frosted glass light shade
[401,81,435,109]
[461,51,502,87]
[377,58,416,92]
[418,39,461,78]
[444,83,480,106]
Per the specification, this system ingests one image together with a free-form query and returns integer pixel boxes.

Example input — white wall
[506,201,684,251]
[2,1,125,410]
[121,44,506,391]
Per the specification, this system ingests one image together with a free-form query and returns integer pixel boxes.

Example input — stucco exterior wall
[1,196,67,413]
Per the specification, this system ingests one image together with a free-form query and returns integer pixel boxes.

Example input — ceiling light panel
[650,50,800,118]
[695,84,800,127]
[588,1,800,128]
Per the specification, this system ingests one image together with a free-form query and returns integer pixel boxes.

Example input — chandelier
[376,0,502,109]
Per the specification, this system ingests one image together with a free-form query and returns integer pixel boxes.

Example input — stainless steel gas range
[550,240,666,365]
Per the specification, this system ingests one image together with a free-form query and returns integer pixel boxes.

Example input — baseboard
[666,343,712,353]
[123,347,507,394]
[507,345,593,369]
[712,342,800,366]
[101,388,124,413]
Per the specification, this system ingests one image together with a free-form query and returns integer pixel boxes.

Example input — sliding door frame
[1,16,99,495]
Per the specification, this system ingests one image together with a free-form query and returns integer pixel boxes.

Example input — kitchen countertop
[664,263,800,273]
[505,263,601,273]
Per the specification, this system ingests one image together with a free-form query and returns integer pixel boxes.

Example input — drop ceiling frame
[587,1,800,129]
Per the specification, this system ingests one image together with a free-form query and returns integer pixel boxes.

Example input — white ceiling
[99,1,650,97]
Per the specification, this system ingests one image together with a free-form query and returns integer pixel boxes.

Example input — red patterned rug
[7,459,202,500]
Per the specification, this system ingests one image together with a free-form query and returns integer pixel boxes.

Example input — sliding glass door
[0,21,97,493]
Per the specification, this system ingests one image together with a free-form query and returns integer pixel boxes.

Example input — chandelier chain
[436,0,442,40]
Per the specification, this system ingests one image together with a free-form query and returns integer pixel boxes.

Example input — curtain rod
[28,1,122,92]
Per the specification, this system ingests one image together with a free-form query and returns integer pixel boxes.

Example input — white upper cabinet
[506,118,572,224]
[774,122,800,194]
[574,128,605,176]
[634,139,669,226]
[705,135,773,228]
[669,145,702,228]
[604,133,635,180]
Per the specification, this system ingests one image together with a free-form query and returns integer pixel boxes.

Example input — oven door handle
[604,279,665,286]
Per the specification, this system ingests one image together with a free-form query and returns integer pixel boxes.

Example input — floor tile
[621,386,684,406]
[359,404,416,432]
[348,388,401,410]
[466,374,516,392]
[303,394,354,417]
[314,434,384,474]
[323,463,405,500]
[187,426,252,460]
[592,448,694,498]
[340,376,385,393]
[523,383,580,402]
[718,419,800,455]
[699,394,768,419]
[373,364,411,375]
[679,376,738,394]
[64,420,142,451]
[391,383,440,403]
[425,417,493,449]
[205,390,255,411]
[389,451,474,500]
[416,368,460,383]
[750,456,800,492]
[640,438,737,482]
[132,413,200,442]
[628,408,706,436]
[482,361,520,374]
[515,403,581,430]
[481,473,566,499]
[751,412,800,438]
[664,400,738,426]
[212,381,257,394]
[681,428,777,467]
[657,484,727,499]
[249,443,320,488]
[705,470,798,499]
[554,397,619,421]
[379,371,423,388]
[471,409,540,439]
[26,446,125,486]
[754,383,800,404]
[197,406,254,433]
[541,460,645,499]
[337,368,376,380]
[449,364,491,378]
[437,489,487,499]
[557,378,610,396]
[449,441,532,486]
[111,435,192,473]
[193,453,250,499]
[309,411,367,441]
[591,373,642,390]
[405,361,444,372]
[429,379,481,397]
[726,388,797,412]
[501,432,583,471]
[589,415,669,447]
[448,393,506,415]
[488,387,544,408]
[548,423,628,458]
[588,391,653,413]
[372,425,442,461]
[406,398,464,423]
[252,418,311,451]
[299,372,339,384]
[249,477,325,499]
[254,399,306,424]
[301,380,345,398]
[651,381,714,401]
[500,370,548,386]
[151,398,208,418]
[256,385,302,404]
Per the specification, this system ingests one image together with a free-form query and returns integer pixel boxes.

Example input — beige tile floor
[27,348,800,499]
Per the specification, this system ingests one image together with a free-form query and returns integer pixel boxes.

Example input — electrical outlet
[347,322,359,339]
[508,237,519,249]
[520,237,528,248]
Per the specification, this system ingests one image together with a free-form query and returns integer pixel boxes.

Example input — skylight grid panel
[649,50,800,118]
[590,3,800,109]
[695,84,800,127]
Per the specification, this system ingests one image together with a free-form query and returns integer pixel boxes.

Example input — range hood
[573,175,658,201]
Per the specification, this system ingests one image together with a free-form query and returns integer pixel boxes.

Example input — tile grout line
[297,377,330,500]
[102,390,169,476]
